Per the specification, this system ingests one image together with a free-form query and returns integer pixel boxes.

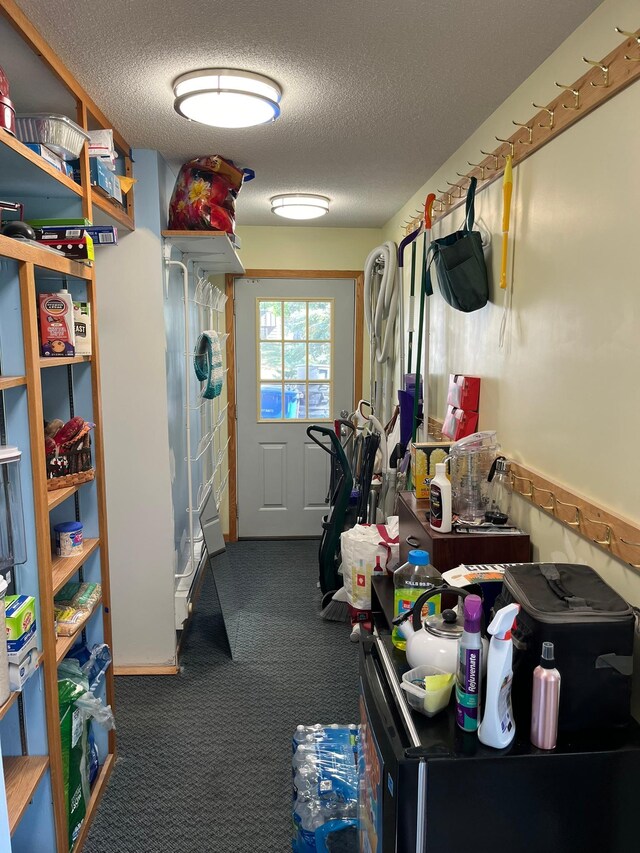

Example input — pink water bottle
[530,641,561,750]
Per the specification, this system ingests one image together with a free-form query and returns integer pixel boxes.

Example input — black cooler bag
[495,563,635,732]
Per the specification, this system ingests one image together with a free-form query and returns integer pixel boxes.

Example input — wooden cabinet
[397,491,531,571]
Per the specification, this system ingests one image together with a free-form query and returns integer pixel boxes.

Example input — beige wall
[235,225,381,270]
[381,0,640,710]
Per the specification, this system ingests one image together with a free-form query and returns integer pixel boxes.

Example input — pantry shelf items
[0,1,134,849]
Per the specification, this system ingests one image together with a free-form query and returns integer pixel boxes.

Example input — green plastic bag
[426,177,489,313]
[58,662,90,850]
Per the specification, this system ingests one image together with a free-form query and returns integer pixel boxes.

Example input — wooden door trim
[225,269,363,542]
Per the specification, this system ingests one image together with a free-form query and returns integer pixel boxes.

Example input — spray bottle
[478,602,520,749]
[530,641,561,750]
[455,594,483,732]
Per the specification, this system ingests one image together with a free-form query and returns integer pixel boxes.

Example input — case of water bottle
[291,724,360,853]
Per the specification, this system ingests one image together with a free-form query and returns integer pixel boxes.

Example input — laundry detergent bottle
[478,602,520,749]
[391,549,442,650]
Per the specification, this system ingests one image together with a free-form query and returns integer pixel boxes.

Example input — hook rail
[403,26,640,235]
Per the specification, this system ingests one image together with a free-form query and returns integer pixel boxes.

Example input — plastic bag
[168,155,251,234]
[340,518,399,610]
[67,643,112,694]
[292,725,359,853]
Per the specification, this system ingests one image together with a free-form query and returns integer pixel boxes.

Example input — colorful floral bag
[168,155,254,234]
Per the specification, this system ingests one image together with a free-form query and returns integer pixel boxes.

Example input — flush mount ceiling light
[173,68,282,128]
[270,194,330,220]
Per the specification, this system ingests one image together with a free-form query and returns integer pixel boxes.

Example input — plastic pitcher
[449,431,500,523]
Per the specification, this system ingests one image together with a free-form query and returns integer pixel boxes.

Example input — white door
[235,277,355,537]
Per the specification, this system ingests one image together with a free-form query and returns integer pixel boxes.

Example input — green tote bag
[426,177,489,313]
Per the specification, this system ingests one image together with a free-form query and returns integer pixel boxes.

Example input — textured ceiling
[14,0,600,227]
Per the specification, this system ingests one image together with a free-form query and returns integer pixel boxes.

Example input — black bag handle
[464,176,477,232]
[540,564,590,610]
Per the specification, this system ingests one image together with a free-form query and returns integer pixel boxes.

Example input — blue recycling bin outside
[260,387,300,419]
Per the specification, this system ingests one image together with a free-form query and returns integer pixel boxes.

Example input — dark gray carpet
[84,540,359,853]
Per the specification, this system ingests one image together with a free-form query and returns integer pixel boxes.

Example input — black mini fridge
[359,627,640,853]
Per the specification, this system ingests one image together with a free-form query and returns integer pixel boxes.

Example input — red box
[442,406,479,441]
[39,292,75,358]
[447,375,481,412]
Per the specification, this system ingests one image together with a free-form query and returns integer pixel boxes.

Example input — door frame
[225,269,364,541]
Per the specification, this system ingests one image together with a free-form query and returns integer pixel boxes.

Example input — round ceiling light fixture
[270,194,330,220]
[173,68,282,128]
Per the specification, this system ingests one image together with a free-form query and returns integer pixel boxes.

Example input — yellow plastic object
[117,175,137,194]
[500,154,513,290]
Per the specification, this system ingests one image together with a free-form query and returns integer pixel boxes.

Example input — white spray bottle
[478,603,520,749]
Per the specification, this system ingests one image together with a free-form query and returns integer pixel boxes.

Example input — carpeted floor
[84,540,359,853]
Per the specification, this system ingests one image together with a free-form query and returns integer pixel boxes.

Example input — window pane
[308,383,330,419]
[260,384,283,419]
[285,384,306,419]
[308,343,331,380]
[284,343,306,380]
[260,342,282,380]
[259,301,282,340]
[308,302,331,340]
[284,301,307,340]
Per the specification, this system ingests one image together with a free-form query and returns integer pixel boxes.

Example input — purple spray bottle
[455,594,483,732]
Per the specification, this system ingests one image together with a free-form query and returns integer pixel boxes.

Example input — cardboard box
[35,232,95,261]
[6,620,37,663]
[89,158,122,203]
[8,647,39,691]
[73,302,92,355]
[34,225,117,246]
[411,441,451,500]
[24,143,65,173]
[442,406,479,441]
[447,375,481,412]
[27,218,91,227]
[39,292,75,357]
[5,595,37,654]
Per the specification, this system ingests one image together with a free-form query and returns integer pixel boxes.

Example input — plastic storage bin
[0,446,27,570]
[15,113,90,160]
[401,664,455,717]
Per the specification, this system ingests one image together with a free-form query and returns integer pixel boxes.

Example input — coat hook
[584,516,612,547]
[467,161,487,180]
[531,485,555,512]
[583,57,609,87]
[437,190,453,205]
[512,121,533,144]
[432,200,445,212]
[532,103,555,130]
[480,150,499,170]
[615,26,640,60]
[554,82,580,110]
[495,137,515,158]
[620,537,640,569]
[555,498,581,527]
[446,181,465,198]
[456,172,471,184]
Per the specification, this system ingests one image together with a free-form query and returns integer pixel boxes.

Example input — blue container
[260,387,299,419]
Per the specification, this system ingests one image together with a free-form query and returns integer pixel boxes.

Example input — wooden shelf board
[0,234,92,279]
[0,691,19,722]
[3,755,49,835]
[47,484,79,510]
[161,230,244,274]
[71,754,115,853]
[91,190,134,232]
[0,375,26,390]
[40,355,91,369]
[52,537,100,594]
[0,130,83,200]
[55,595,102,662]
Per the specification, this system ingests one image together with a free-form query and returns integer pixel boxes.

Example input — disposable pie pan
[15,113,89,160]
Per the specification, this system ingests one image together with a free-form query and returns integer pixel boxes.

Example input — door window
[257,298,333,421]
